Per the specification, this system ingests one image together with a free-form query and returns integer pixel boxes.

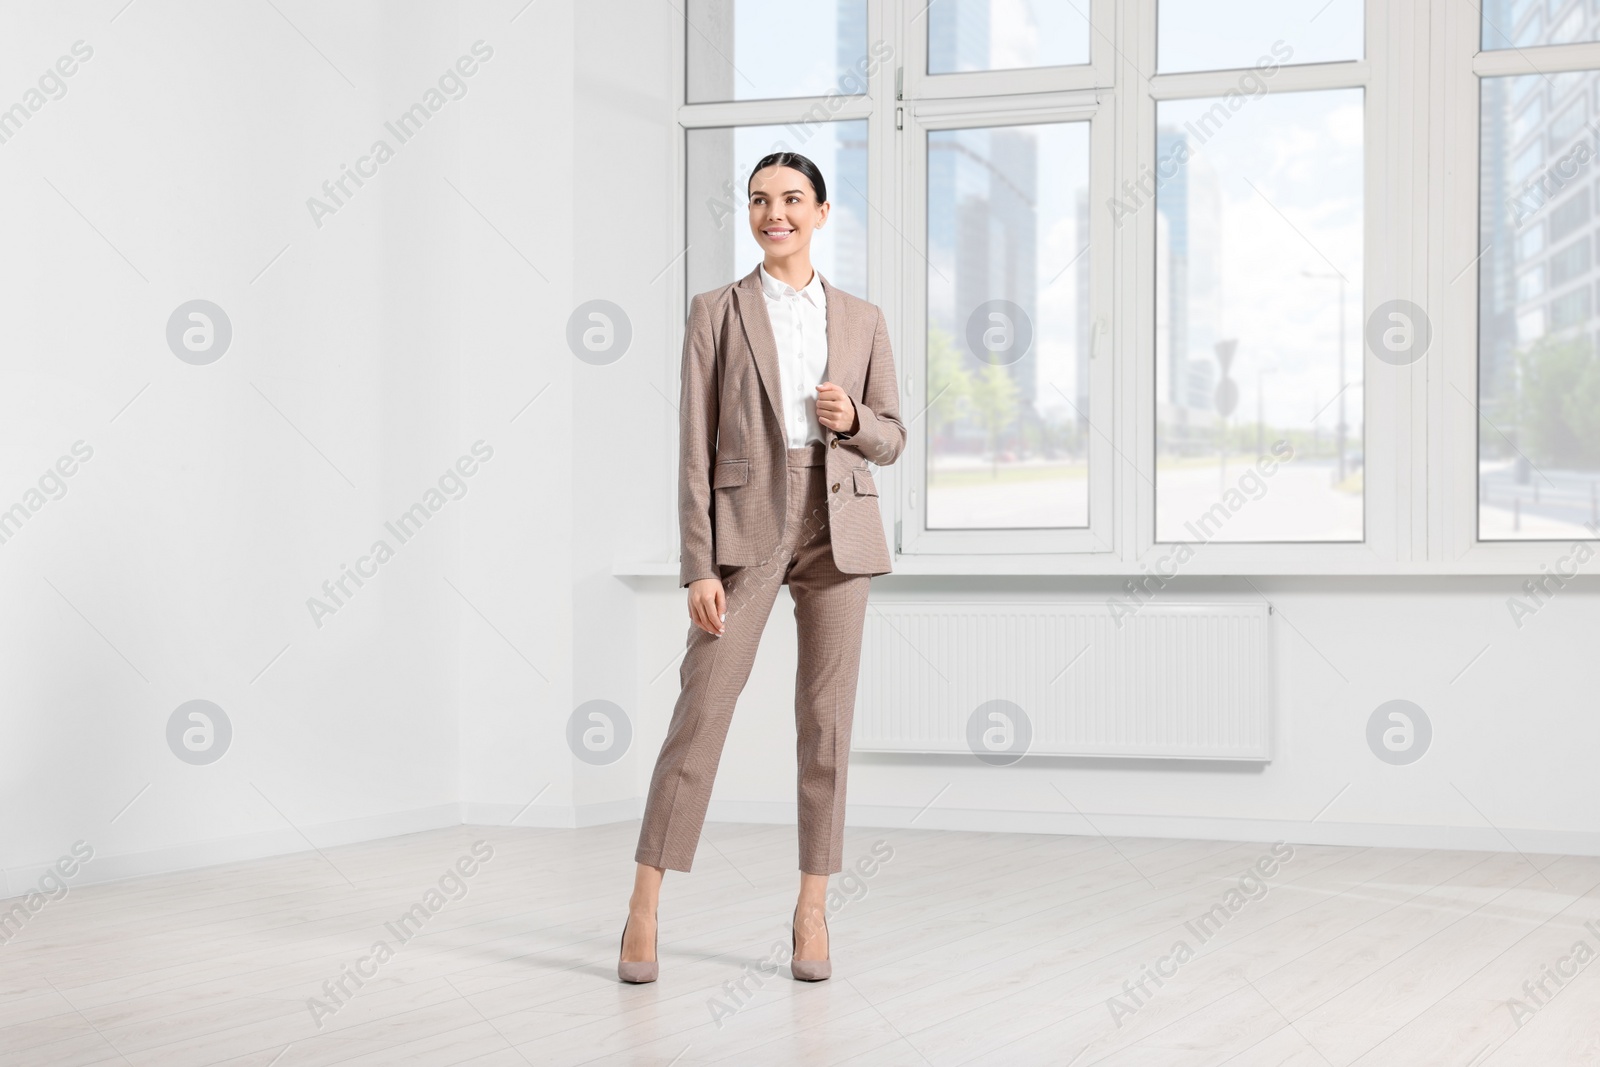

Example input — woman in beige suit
[618,152,906,984]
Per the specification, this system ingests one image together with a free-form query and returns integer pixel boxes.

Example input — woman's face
[748,165,829,263]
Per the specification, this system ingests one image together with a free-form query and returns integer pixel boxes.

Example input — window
[1154,89,1365,543]
[1511,96,1543,143]
[1549,240,1591,286]
[1519,264,1546,300]
[1484,0,1600,50]
[1550,100,1587,146]
[927,0,1089,74]
[1513,141,1544,184]
[685,0,870,104]
[923,123,1091,531]
[1157,0,1363,73]
[1550,189,1591,243]
[1518,221,1545,259]
[1478,66,1600,541]
[1550,286,1591,327]
[894,0,1114,557]
[664,0,1597,575]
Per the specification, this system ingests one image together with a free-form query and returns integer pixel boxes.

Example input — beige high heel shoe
[789,906,831,981]
[617,914,658,984]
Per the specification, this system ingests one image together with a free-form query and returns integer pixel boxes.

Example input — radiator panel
[852,601,1272,761]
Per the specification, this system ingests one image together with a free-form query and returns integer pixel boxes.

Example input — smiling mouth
[763,228,795,239]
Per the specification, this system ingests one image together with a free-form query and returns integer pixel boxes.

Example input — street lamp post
[1256,365,1277,459]
[1302,270,1348,482]
[1213,339,1240,492]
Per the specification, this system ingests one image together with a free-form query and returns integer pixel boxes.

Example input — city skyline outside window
[1158,0,1363,73]
[1155,89,1365,543]
[1479,60,1600,539]
[927,0,1089,74]
[1483,0,1600,50]
[925,121,1092,530]
[686,0,869,104]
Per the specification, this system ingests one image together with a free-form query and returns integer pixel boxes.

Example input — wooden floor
[3,822,1599,1065]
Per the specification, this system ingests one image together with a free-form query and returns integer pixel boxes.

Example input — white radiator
[852,601,1272,761]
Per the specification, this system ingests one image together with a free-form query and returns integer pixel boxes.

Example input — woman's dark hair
[747,151,828,205]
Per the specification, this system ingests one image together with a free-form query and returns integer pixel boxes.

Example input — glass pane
[684,121,868,306]
[925,122,1091,530]
[928,0,1089,74]
[1483,0,1600,51]
[1479,71,1600,540]
[686,0,872,103]
[1154,89,1364,543]
[1158,0,1362,73]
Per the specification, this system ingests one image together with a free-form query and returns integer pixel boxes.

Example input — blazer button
[831,482,841,493]
[829,440,837,448]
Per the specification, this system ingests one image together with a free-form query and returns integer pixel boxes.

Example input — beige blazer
[678,264,906,587]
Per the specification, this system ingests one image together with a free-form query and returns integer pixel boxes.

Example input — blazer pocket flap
[852,468,878,496]
[713,459,750,488]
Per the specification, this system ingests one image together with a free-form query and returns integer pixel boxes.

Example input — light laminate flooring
[2,822,1598,1065]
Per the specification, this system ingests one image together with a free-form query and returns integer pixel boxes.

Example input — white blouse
[759,263,830,448]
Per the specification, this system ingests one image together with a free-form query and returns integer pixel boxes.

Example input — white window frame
[660,0,1600,578]
[901,0,1116,101]
[1128,0,1405,576]
[896,96,1117,557]
[1436,3,1600,572]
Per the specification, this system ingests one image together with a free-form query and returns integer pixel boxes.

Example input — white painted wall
[0,0,577,896]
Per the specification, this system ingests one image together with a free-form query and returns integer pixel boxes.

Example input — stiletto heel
[617,913,658,984]
[789,906,831,981]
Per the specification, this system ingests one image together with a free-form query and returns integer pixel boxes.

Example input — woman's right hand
[688,577,727,636]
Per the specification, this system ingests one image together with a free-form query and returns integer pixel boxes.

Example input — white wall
[0,0,577,895]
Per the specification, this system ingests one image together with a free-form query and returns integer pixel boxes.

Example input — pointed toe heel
[617,915,658,984]
[790,956,831,981]
[789,907,831,982]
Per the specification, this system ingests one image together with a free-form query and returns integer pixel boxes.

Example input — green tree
[970,363,1021,475]
[926,324,973,444]
[1516,334,1600,468]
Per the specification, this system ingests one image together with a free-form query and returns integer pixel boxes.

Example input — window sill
[613,547,1599,578]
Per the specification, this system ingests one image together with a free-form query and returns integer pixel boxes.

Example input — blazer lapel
[732,265,784,427]
[819,272,852,394]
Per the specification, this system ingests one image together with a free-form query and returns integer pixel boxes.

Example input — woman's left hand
[816,382,857,434]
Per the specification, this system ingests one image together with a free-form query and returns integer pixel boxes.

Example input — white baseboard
[0,804,462,901]
[461,797,642,828]
[701,798,1600,858]
[9,794,1593,904]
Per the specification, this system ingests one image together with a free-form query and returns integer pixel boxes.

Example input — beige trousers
[636,441,872,875]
